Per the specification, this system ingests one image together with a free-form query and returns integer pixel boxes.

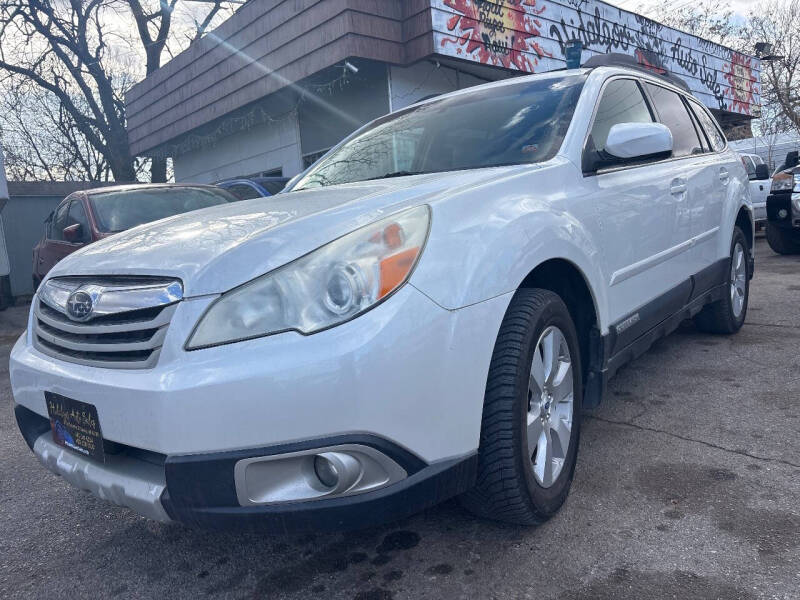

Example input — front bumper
[15,404,476,531]
[767,192,800,228]
[11,284,510,529]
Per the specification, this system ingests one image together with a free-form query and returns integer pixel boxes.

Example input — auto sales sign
[431,0,761,117]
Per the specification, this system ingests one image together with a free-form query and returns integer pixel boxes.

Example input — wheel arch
[518,258,601,405]
[735,204,754,252]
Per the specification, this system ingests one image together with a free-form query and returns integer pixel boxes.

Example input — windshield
[292,74,586,191]
[89,187,233,233]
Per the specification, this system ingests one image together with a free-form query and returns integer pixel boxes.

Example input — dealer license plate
[45,392,105,463]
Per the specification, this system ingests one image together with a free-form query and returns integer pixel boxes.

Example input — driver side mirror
[754,163,770,181]
[585,122,673,173]
[63,223,83,244]
[605,123,673,161]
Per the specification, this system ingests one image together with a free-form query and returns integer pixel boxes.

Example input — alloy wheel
[527,326,574,488]
[731,242,747,318]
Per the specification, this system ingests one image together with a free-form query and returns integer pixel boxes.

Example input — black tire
[694,226,750,334]
[460,288,582,525]
[766,223,800,255]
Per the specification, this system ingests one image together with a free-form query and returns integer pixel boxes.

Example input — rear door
[584,77,692,331]
[642,83,718,281]
[685,98,740,269]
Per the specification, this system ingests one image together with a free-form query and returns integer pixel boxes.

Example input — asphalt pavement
[1,236,798,600]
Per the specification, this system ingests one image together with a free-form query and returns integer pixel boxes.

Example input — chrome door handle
[719,168,730,184]
[670,181,687,195]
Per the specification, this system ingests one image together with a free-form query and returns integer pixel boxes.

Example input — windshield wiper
[365,170,423,181]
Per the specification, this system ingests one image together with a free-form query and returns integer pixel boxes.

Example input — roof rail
[583,53,691,93]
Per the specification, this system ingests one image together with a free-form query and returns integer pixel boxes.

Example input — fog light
[314,455,340,488]
[779,209,789,219]
[234,445,407,506]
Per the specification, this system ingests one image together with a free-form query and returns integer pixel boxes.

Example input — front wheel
[694,226,750,334]
[460,288,582,525]
[766,223,800,255]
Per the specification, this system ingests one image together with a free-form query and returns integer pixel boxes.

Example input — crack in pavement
[586,414,800,469]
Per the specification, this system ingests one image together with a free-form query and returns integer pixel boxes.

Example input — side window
[684,101,710,153]
[226,184,262,200]
[687,100,726,153]
[67,200,91,242]
[741,156,756,179]
[644,84,704,157]
[261,180,288,195]
[49,202,70,241]
[589,79,653,153]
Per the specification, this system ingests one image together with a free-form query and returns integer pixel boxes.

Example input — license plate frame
[45,392,105,463]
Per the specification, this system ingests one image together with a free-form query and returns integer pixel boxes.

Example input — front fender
[410,164,609,332]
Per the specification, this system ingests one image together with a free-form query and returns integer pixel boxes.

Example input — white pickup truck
[739,152,770,226]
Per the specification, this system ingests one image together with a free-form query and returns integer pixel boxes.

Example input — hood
[48,167,524,297]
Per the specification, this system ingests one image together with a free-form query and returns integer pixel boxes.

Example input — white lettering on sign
[431,0,760,116]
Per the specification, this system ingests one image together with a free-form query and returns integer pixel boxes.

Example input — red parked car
[33,184,236,289]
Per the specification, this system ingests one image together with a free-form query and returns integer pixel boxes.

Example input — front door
[37,199,87,279]
[584,77,693,330]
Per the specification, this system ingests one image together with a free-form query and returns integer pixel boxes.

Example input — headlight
[771,171,794,192]
[794,174,800,193]
[186,205,431,349]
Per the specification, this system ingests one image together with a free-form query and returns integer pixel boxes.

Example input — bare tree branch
[748,1,800,133]
[0,0,235,182]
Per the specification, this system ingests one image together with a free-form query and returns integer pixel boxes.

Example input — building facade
[126,0,762,184]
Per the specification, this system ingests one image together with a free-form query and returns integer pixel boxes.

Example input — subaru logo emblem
[66,290,94,321]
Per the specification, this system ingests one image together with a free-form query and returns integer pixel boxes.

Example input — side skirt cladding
[583,258,728,408]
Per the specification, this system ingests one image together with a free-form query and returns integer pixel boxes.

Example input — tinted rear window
[688,100,726,152]
[645,84,704,158]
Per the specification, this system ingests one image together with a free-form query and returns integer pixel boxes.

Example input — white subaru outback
[10,56,753,531]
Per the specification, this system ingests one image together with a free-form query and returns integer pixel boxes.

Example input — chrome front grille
[33,277,182,369]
